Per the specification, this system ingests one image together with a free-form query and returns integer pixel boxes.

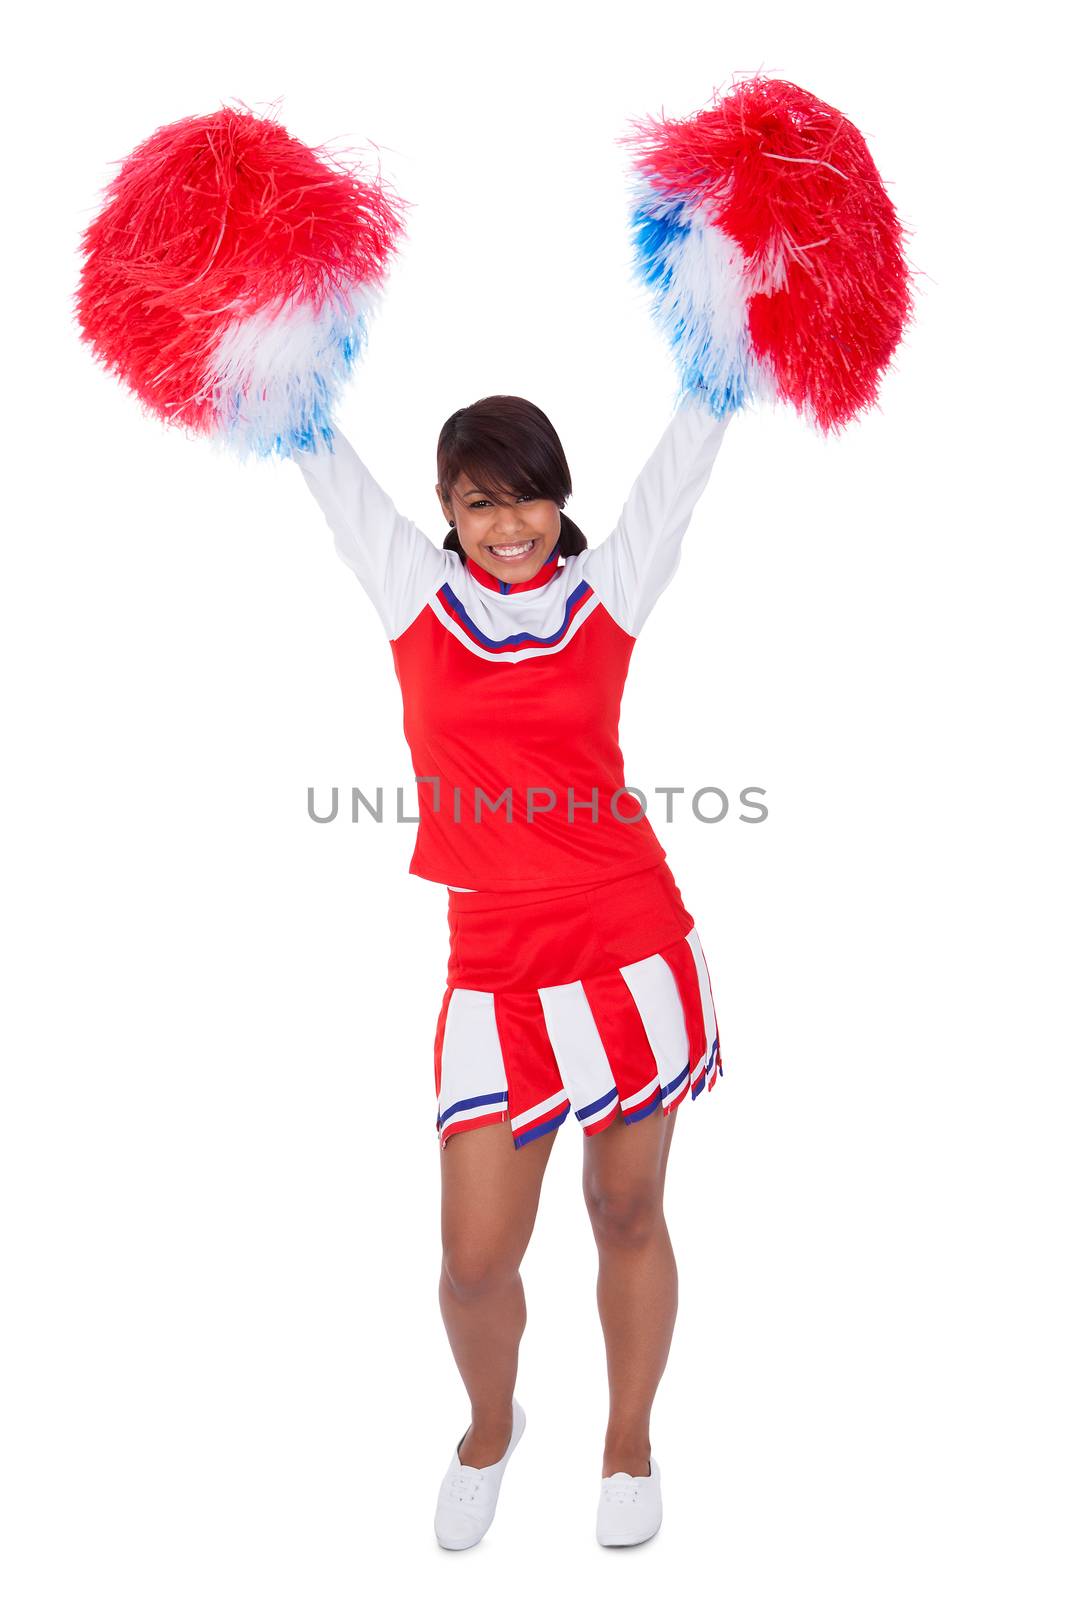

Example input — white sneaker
[434,1399,526,1550]
[596,1456,663,1546]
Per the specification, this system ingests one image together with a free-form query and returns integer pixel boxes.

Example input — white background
[3,1,1063,1595]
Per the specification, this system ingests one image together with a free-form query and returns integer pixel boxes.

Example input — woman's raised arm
[294,429,454,642]
[584,398,733,638]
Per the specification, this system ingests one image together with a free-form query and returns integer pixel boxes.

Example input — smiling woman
[435,394,588,588]
[74,74,915,1556]
[291,392,733,1544]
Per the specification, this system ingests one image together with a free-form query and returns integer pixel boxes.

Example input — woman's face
[437,470,561,583]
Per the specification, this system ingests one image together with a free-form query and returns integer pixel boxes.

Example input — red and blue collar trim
[466,536,562,594]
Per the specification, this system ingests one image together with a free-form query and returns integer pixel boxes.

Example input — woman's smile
[486,539,537,561]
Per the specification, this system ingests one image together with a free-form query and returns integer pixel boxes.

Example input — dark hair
[436,394,587,564]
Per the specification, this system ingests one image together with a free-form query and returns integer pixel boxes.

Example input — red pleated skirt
[433,859,723,1149]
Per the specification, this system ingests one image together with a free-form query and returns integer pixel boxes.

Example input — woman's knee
[583,1177,664,1247]
[441,1237,523,1300]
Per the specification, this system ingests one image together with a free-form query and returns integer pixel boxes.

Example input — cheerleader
[295,391,731,1548]
[77,78,911,1555]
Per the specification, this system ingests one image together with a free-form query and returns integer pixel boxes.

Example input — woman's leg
[582,1106,680,1477]
[439,1121,558,1468]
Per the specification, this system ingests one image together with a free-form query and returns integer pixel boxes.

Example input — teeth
[489,541,534,557]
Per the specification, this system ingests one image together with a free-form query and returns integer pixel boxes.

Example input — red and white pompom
[76,104,408,458]
[619,75,917,432]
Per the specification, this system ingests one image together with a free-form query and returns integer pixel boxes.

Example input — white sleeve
[293,427,453,641]
[584,398,733,637]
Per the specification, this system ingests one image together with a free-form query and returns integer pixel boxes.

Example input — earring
[449,520,456,528]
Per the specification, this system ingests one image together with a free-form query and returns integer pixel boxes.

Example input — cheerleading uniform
[296,394,732,1148]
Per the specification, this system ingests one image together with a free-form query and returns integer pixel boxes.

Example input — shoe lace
[444,1464,486,1505]
[602,1474,640,1506]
